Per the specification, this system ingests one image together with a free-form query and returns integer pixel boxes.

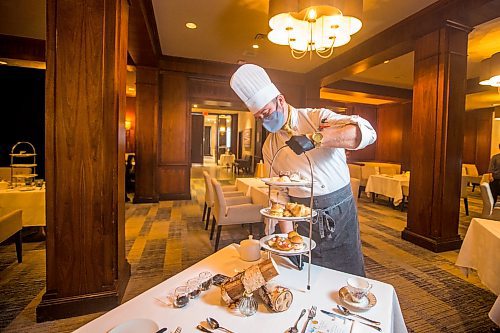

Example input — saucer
[338,286,377,311]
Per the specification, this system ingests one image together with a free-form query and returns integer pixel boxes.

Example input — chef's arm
[312,124,361,149]
[278,220,294,233]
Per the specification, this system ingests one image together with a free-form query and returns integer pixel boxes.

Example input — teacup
[346,277,372,303]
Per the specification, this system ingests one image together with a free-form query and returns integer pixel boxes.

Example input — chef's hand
[285,135,314,155]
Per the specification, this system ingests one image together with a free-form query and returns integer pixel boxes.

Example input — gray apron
[290,184,365,277]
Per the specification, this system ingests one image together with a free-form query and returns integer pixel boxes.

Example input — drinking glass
[199,271,213,291]
[173,286,190,308]
[187,278,201,299]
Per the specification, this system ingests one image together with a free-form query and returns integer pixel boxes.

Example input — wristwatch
[310,132,324,147]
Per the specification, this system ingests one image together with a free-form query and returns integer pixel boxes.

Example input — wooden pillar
[37,0,130,321]
[133,66,159,203]
[402,21,472,252]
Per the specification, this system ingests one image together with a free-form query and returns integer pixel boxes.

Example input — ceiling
[152,0,438,73]
[1,0,499,109]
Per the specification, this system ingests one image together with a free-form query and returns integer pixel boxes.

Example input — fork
[301,306,317,333]
[174,327,182,333]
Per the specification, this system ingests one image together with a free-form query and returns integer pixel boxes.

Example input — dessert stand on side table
[260,145,317,290]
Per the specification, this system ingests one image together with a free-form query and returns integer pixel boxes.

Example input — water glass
[199,271,213,291]
[173,286,190,308]
[187,278,201,299]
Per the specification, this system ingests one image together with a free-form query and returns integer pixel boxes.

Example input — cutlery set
[197,317,235,333]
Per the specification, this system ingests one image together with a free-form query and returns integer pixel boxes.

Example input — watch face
[312,132,323,143]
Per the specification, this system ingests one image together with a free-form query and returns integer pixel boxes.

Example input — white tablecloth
[0,188,46,226]
[365,174,410,206]
[75,245,407,333]
[219,154,235,166]
[456,218,500,325]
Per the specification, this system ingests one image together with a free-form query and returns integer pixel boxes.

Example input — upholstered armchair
[479,182,500,221]
[0,209,23,263]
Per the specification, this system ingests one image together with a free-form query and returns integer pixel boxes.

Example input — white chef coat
[262,106,377,198]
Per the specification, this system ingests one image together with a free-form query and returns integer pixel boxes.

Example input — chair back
[479,182,494,217]
[350,178,360,203]
[211,178,226,219]
[203,171,215,206]
[464,164,479,177]
[461,165,467,176]
[379,166,398,175]
[361,165,377,181]
[347,164,361,180]
[460,176,468,199]
[0,209,22,243]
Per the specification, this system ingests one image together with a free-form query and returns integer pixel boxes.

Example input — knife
[155,328,168,333]
[320,310,382,332]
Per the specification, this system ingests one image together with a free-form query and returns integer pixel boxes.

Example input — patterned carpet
[0,165,497,332]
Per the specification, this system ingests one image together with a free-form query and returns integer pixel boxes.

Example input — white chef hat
[230,64,281,113]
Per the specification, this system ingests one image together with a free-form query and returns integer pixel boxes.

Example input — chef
[230,64,376,276]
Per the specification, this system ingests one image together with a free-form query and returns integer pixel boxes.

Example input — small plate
[260,233,316,256]
[108,318,159,333]
[338,286,377,311]
[260,207,317,220]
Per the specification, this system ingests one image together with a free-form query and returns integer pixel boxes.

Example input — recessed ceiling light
[186,22,197,29]
[0,61,7,65]
[252,44,259,49]
[383,60,390,64]
[128,87,135,91]
[193,104,198,108]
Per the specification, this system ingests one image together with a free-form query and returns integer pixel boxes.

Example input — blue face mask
[262,104,285,133]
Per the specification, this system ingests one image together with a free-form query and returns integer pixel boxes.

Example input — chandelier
[479,52,500,87]
[267,0,363,59]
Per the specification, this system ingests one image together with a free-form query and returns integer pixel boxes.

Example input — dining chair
[460,176,469,216]
[479,182,500,221]
[202,171,244,230]
[0,209,23,263]
[210,178,263,251]
[401,185,409,212]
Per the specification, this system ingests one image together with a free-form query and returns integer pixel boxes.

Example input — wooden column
[134,67,159,203]
[402,21,471,252]
[37,0,130,321]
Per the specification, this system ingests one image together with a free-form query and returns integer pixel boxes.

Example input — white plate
[108,318,159,333]
[260,233,316,256]
[338,286,377,311]
[260,207,317,220]
[261,177,312,187]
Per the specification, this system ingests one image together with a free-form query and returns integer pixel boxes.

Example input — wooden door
[203,126,211,156]
[191,114,204,164]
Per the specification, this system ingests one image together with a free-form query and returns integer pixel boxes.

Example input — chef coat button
[321,185,325,188]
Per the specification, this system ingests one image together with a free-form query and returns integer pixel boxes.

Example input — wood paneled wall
[376,102,412,170]
[463,108,493,174]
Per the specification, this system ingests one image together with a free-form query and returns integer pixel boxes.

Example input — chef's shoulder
[299,107,342,126]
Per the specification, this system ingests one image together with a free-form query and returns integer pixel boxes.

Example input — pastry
[289,172,302,182]
[275,238,293,251]
[269,203,284,217]
[287,230,299,238]
[276,175,291,183]
[289,235,304,250]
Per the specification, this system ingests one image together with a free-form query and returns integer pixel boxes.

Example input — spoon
[337,305,380,325]
[197,324,214,333]
[206,317,235,333]
[287,309,306,333]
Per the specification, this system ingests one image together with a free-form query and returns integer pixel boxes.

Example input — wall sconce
[219,126,226,133]
[125,120,132,131]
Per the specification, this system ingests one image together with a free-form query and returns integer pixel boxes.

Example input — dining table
[364,174,410,206]
[0,187,46,226]
[74,244,408,333]
[455,217,500,326]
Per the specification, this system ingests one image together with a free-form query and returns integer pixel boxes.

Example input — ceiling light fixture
[0,60,7,65]
[252,44,259,49]
[267,0,363,59]
[384,60,390,64]
[479,52,500,87]
[186,22,197,29]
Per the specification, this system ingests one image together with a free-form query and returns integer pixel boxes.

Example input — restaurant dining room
[1,0,500,332]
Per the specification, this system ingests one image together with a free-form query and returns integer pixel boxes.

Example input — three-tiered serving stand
[10,141,38,187]
[259,145,317,290]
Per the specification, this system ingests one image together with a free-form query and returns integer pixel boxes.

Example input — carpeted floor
[0,165,497,332]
